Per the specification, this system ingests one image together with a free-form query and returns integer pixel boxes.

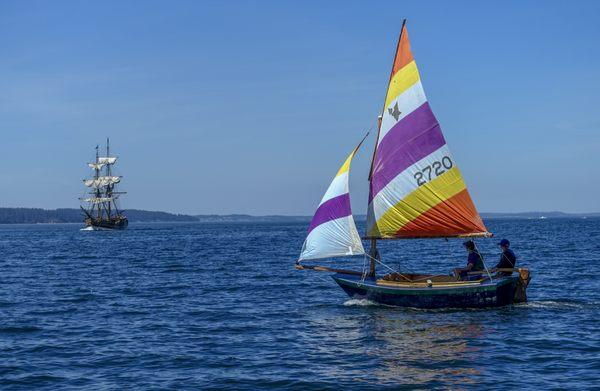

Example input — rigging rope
[364,252,411,281]
[473,240,494,282]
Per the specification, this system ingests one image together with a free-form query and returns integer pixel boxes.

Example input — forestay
[367,22,490,239]
[299,140,366,261]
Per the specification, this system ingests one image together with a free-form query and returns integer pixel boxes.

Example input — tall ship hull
[81,138,128,231]
[84,216,128,230]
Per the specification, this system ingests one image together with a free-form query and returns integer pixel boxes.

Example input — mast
[106,137,111,219]
[95,145,101,220]
[367,19,407,277]
[368,114,384,276]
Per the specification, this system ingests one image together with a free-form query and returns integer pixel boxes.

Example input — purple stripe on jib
[370,102,447,201]
[307,193,351,234]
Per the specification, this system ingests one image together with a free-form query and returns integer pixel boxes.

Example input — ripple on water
[0,326,43,334]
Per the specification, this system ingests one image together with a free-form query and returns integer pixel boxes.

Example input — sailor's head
[497,238,510,249]
[463,240,475,251]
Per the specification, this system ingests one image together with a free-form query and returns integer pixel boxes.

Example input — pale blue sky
[1,0,599,215]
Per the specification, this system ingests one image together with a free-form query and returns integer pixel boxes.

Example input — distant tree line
[2,208,593,224]
[0,208,197,224]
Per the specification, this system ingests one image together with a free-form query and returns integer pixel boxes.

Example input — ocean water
[0,218,598,389]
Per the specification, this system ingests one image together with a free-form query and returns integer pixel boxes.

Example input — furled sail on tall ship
[367,21,489,239]
[98,157,117,165]
[298,138,366,261]
[84,176,121,188]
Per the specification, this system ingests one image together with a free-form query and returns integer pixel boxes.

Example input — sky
[1,0,599,215]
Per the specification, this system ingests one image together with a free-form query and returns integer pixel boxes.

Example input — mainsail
[367,21,489,239]
[299,140,366,261]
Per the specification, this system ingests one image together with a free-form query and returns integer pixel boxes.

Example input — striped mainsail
[367,21,489,239]
[299,142,365,261]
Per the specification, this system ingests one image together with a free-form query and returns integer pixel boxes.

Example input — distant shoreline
[0,207,598,225]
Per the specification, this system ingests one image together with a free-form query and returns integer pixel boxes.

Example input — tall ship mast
[81,138,128,230]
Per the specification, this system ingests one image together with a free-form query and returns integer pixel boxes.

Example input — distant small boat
[296,20,531,309]
[80,138,128,230]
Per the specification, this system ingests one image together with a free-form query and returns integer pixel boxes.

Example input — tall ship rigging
[81,138,128,230]
[296,20,531,308]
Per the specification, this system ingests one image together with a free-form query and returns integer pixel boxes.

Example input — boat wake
[523,300,590,310]
[80,226,95,231]
[343,298,380,307]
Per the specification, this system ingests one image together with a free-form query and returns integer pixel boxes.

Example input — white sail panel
[98,157,117,164]
[299,216,364,261]
[88,163,106,170]
[84,176,121,188]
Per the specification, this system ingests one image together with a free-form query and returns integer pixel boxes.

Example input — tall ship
[296,20,531,308]
[81,138,128,230]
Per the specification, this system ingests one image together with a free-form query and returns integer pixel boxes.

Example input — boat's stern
[513,268,532,303]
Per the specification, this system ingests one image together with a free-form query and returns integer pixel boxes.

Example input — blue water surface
[0,219,598,389]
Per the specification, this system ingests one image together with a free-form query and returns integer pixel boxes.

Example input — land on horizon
[0,207,598,225]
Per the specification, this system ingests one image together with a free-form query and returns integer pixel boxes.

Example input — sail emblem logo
[388,102,401,121]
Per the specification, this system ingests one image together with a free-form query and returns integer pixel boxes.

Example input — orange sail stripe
[395,189,487,238]
[392,24,414,75]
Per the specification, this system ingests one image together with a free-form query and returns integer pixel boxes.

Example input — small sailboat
[296,20,531,308]
[80,138,128,230]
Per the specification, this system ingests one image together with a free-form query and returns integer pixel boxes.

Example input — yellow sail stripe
[335,150,356,177]
[368,167,467,237]
[384,60,421,109]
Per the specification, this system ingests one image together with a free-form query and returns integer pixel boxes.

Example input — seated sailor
[493,238,517,275]
[454,240,485,280]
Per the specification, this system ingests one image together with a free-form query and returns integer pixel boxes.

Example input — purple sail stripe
[369,102,447,201]
[307,193,352,234]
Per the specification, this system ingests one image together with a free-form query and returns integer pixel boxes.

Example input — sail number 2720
[413,156,453,186]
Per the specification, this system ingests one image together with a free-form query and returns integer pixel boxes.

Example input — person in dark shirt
[494,239,517,275]
[454,240,485,280]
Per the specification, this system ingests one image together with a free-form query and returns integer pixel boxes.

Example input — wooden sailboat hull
[332,273,519,309]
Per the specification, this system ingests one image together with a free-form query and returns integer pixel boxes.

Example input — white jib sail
[299,143,365,261]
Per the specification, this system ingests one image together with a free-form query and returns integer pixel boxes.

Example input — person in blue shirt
[454,240,485,280]
[493,239,517,275]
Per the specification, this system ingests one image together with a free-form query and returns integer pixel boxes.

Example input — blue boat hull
[332,274,518,309]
